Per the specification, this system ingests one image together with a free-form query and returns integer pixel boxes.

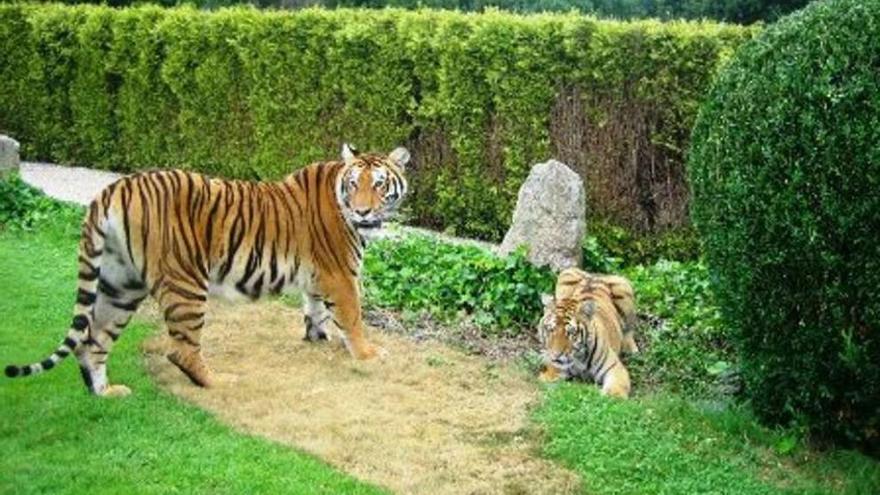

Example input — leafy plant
[0,174,82,232]
[363,226,735,397]
[622,259,733,397]
[363,235,554,332]
[587,220,702,267]
[580,234,621,273]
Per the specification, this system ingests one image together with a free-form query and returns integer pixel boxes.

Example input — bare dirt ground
[142,300,580,495]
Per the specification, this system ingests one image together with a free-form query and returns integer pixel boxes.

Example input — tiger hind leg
[77,279,146,397]
[302,293,330,342]
[158,281,213,387]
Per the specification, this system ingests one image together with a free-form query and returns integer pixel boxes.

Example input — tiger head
[337,143,410,230]
[537,291,598,382]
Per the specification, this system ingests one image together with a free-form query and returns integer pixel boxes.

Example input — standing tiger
[5,144,409,397]
[537,268,639,398]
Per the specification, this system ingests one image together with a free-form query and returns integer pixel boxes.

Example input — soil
[142,300,580,495]
[362,307,543,364]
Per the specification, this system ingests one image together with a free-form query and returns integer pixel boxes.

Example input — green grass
[0,213,385,495]
[535,384,880,495]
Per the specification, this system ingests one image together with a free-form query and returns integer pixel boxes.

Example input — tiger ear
[580,300,596,319]
[388,146,410,170]
[342,143,359,165]
[540,293,555,309]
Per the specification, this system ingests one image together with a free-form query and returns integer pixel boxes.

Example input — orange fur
[537,268,638,398]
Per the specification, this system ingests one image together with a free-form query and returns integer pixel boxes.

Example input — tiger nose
[354,208,371,216]
[552,354,571,366]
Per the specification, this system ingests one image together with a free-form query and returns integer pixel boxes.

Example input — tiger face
[538,294,595,381]
[337,143,409,230]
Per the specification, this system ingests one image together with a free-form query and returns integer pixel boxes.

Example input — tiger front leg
[320,278,383,360]
[599,364,631,399]
[622,333,640,354]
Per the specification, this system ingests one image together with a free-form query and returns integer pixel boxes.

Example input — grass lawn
[0,213,385,495]
[535,384,879,495]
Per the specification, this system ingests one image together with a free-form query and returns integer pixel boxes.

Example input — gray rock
[0,135,20,178]
[498,159,585,271]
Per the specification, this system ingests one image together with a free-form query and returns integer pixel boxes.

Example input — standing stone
[498,159,585,271]
[0,135,20,178]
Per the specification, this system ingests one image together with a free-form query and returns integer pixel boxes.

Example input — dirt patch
[142,300,580,495]
[363,307,542,363]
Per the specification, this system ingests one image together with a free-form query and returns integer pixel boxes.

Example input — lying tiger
[537,268,639,398]
[5,144,409,396]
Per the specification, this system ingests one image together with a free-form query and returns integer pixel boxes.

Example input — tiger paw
[374,345,389,360]
[100,384,132,397]
[189,369,214,388]
[538,366,561,383]
[303,323,330,342]
[352,342,383,360]
[167,351,214,388]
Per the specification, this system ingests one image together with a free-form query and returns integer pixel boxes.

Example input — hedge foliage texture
[0,4,752,240]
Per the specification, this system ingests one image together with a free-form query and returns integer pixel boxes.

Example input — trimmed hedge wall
[0,4,753,240]
[6,0,811,24]
[689,0,880,450]
[326,0,809,23]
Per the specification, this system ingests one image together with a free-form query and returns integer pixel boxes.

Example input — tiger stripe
[537,268,638,398]
[5,144,409,396]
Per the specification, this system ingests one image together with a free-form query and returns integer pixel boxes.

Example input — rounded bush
[689,0,880,450]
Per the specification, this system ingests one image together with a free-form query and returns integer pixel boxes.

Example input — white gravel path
[20,162,121,207]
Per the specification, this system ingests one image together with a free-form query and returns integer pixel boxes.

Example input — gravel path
[20,162,120,206]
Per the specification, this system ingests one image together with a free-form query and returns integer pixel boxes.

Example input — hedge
[7,0,811,24]
[0,4,753,240]
[327,0,809,23]
[689,0,880,450]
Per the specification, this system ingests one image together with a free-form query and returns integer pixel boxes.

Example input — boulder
[498,159,585,271]
[0,135,20,178]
